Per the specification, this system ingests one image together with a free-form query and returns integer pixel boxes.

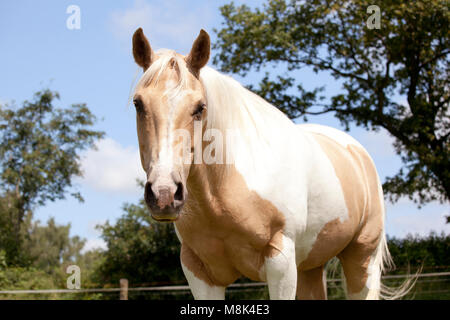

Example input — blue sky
[1,1,448,251]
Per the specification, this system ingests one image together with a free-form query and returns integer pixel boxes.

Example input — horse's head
[132,28,210,222]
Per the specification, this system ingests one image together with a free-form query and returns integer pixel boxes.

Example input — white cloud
[82,238,107,253]
[109,0,214,53]
[79,137,145,195]
[87,219,107,237]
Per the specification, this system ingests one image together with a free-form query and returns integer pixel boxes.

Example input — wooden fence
[0,272,449,299]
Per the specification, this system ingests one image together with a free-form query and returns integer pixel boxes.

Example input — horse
[130,28,410,300]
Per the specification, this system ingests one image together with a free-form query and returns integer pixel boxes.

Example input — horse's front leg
[180,244,226,300]
[264,234,297,300]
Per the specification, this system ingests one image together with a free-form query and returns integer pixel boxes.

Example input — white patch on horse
[264,235,297,299]
[155,79,184,173]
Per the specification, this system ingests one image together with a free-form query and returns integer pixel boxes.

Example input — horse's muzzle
[144,181,185,221]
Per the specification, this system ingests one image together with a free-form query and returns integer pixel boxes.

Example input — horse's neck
[185,123,311,207]
[186,162,227,202]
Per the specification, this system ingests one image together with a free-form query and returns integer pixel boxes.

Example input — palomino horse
[131,28,406,300]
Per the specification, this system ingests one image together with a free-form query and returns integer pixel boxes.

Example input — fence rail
[1,271,449,296]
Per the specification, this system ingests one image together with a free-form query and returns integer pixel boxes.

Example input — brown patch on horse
[338,144,384,294]
[298,134,383,295]
[297,266,327,300]
[181,244,215,286]
[176,163,286,286]
[263,231,285,258]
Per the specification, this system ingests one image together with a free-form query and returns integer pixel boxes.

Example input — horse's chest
[176,195,284,283]
[176,217,267,284]
[177,164,287,284]
[190,231,265,283]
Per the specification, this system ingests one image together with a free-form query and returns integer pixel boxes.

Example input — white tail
[377,233,420,300]
[327,233,420,300]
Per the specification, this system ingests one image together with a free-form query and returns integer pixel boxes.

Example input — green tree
[0,89,104,263]
[213,0,449,207]
[388,231,450,272]
[0,249,59,299]
[24,217,86,274]
[0,221,101,300]
[0,195,22,262]
[95,198,184,288]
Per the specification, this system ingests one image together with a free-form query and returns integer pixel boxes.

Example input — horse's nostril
[174,183,184,201]
[144,182,156,205]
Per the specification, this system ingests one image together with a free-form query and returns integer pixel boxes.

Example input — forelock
[135,49,190,99]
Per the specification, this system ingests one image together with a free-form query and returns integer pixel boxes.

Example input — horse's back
[298,123,365,149]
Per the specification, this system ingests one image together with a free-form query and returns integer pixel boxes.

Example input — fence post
[120,278,128,300]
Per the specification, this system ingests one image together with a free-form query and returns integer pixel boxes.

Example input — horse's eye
[133,98,144,112]
[192,103,206,120]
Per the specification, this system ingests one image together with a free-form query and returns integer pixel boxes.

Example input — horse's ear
[132,28,154,71]
[185,29,210,77]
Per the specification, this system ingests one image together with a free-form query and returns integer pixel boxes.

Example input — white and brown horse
[131,28,407,300]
